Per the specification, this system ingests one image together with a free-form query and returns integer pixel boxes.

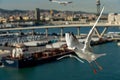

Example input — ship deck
[0,46,47,59]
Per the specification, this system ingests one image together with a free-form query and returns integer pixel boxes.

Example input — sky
[0,0,120,13]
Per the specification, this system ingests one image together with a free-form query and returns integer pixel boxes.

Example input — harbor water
[0,27,120,80]
[0,41,120,80]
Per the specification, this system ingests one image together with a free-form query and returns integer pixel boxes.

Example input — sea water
[0,27,120,80]
[0,41,120,80]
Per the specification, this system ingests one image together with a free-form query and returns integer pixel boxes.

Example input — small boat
[1,45,74,68]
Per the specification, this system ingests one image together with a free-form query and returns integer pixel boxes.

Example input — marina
[0,42,120,80]
[0,33,114,69]
[0,31,114,69]
[0,16,118,68]
[0,13,119,69]
[0,0,120,80]
[0,23,120,40]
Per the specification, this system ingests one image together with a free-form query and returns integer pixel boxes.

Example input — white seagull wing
[65,33,84,50]
[83,6,104,52]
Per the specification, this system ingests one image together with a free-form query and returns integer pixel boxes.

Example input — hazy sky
[0,0,120,13]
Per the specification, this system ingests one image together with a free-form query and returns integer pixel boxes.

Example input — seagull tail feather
[94,53,106,61]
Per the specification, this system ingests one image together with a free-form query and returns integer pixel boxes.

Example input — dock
[0,23,120,39]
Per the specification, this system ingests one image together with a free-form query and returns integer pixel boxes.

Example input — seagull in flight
[49,0,72,6]
[58,6,106,74]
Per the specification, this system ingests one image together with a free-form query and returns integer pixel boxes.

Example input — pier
[0,23,120,39]
[0,23,120,31]
[0,23,119,68]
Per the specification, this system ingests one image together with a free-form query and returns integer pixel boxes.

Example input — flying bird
[58,6,106,74]
[49,0,72,6]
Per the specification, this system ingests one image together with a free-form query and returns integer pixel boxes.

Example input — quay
[0,23,120,39]
[0,33,115,68]
[0,23,120,68]
[0,36,114,68]
[0,23,120,31]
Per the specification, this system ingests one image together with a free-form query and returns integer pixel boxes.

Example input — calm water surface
[0,42,120,80]
[1,27,120,80]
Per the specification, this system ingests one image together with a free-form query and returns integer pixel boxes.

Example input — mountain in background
[0,8,92,15]
[0,8,28,14]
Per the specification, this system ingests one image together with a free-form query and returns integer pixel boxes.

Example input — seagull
[49,0,72,6]
[59,6,106,74]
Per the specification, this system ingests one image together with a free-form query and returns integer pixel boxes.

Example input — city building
[22,16,30,21]
[0,17,7,23]
[115,14,120,24]
[108,13,120,24]
[35,8,40,21]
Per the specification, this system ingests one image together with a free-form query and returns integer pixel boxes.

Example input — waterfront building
[15,16,21,20]
[115,14,120,24]
[45,17,50,21]
[22,16,30,21]
[9,16,15,21]
[0,17,7,23]
[108,13,116,24]
[35,8,40,21]
[108,13,120,24]
[66,16,73,21]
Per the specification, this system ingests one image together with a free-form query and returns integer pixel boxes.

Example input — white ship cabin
[12,43,28,59]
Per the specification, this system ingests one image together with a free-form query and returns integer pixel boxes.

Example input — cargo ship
[1,44,74,68]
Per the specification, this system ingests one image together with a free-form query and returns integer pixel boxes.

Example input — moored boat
[1,46,74,68]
